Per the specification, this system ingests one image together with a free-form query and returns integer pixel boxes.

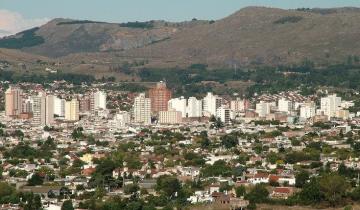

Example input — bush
[274,16,303,24]
[119,21,154,29]
[245,184,269,203]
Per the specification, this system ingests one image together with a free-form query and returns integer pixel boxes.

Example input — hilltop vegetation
[0,28,44,49]
[131,57,360,97]
[119,21,155,29]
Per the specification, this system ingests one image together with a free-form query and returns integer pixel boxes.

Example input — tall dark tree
[61,200,74,210]
[156,175,181,199]
[295,170,310,188]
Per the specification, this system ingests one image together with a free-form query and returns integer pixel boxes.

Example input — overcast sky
[1,0,360,37]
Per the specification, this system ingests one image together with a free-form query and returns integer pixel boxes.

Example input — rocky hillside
[0,18,207,57]
[1,7,360,67]
[123,6,360,67]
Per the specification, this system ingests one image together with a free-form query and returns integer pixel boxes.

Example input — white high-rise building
[300,102,316,120]
[320,94,341,119]
[133,93,151,125]
[32,92,46,126]
[168,97,187,118]
[45,95,55,125]
[54,97,65,117]
[278,98,293,114]
[216,106,234,124]
[255,101,271,117]
[65,99,79,121]
[230,98,245,112]
[91,90,107,111]
[187,97,203,118]
[110,111,130,128]
[202,92,222,117]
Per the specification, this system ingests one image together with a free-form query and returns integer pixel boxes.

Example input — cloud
[0,10,49,37]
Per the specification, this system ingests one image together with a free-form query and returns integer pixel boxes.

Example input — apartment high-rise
[230,98,250,113]
[149,81,172,113]
[32,92,46,126]
[320,94,341,119]
[45,95,55,125]
[202,92,222,117]
[168,96,187,118]
[133,93,151,125]
[255,101,271,117]
[300,102,316,120]
[79,96,91,113]
[216,106,234,124]
[110,111,131,128]
[54,97,65,117]
[5,86,23,117]
[187,97,203,118]
[90,90,107,112]
[23,98,33,113]
[65,99,80,121]
[159,110,182,124]
[278,98,293,114]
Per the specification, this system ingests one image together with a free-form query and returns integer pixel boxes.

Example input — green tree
[201,160,232,177]
[235,185,246,198]
[245,184,269,203]
[299,178,322,205]
[220,134,238,149]
[156,175,181,199]
[266,152,280,164]
[350,186,360,201]
[319,173,349,206]
[33,195,42,210]
[124,184,139,195]
[0,182,14,197]
[62,200,74,210]
[27,173,44,186]
[295,170,310,188]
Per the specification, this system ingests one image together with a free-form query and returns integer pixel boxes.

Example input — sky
[1,0,360,37]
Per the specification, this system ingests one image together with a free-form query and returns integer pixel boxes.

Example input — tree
[266,152,280,164]
[299,177,322,205]
[235,185,246,198]
[295,170,310,188]
[23,192,42,210]
[156,175,181,199]
[319,173,349,206]
[72,159,85,168]
[61,200,74,210]
[245,184,269,203]
[350,186,360,201]
[201,160,232,177]
[214,117,224,128]
[219,182,232,193]
[0,182,14,197]
[124,184,139,195]
[33,195,42,210]
[221,134,238,149]
[71,127,84,140]
[27,173,44,186]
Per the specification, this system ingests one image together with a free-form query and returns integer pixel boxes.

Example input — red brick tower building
[148,81,172,113]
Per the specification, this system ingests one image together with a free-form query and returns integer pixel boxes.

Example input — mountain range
[1,7,360,70]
